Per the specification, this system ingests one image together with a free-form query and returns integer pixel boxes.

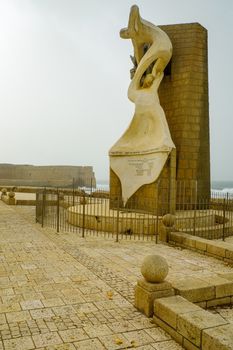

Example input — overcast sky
[0,0,232,182]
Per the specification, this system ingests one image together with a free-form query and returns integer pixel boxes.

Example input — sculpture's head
[120,5,141,39]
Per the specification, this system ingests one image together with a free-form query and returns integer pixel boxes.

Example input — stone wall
[110,22,210,210]
[159,22,210,203]
[0,164,96,188]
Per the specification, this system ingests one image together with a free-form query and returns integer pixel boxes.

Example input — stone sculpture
[109,5,175,204]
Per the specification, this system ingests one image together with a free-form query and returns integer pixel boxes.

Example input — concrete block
[153,315,183,345]
[226,248,233,260]
[195,237,207,251]
[207,297,231,308]
[177,310,227,347]
[137,279,172,292]
[194,301,206,309]
[172,277,215,302]
[202,324,233,350]
[207,242,228,258]
[219,272,233,281]
[223,258,233,266]
[183,338,199,350]
[183,236,196,249]
[169,232,186,244]
[135,282,174,317]
[154,295,200,329]
[198,275,233,298]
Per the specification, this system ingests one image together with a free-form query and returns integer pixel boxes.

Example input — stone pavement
[1,203,233,349]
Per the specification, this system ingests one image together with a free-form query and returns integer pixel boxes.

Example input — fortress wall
[0,164,96,188]
[110,23,210,210]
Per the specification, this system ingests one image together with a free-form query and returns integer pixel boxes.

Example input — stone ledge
[202,324,233,349]
[154,295,229,349]
[171,277,215,302]
[169,231,233,266]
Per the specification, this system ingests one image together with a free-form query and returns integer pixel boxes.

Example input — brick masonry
[110,22,210,210]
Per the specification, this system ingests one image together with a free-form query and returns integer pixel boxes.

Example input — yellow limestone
[109,5,175,204]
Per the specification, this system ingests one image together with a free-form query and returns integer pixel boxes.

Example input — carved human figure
[109,5,175,204]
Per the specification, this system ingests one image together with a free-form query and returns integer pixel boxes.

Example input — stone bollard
[1,188,7,200]
[134,255,174,317]
[8,191,16,205]
[160,214,176,243]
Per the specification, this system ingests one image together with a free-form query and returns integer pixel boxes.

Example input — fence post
[41,189,46,228]
[223,198,226,241]
[155,183,159,244]
[35,192,39,223]
[72,178,75,206]
[192,181,197,236]
[82,194,86,238]
[116,197,120,243]
[56,189,60,233]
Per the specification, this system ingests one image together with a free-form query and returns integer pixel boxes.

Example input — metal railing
[35,184,233,242]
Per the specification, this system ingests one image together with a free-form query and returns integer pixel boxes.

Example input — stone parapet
[154,295,232,349]
[169,231,233,265]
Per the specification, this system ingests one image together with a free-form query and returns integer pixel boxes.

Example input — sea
[94,180,233,197]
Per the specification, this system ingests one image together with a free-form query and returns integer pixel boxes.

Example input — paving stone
[4,336,35,350]
[45,344,76,350]
[0,302,21,313]
[123,329,155,347]
[6,310,32,323]
[98,333,131,350]
[21,299,44,310]
[32,332,63,347]
[152,341,183,350]
[72,338,104,349]
[84,323,112,337]
[30,308,55,319]
[0,314,6,324]
[42,298,65,308]
[145,327,171,341]
[59,328,89,342]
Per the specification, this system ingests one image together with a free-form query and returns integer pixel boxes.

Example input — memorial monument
[109,5,210,213]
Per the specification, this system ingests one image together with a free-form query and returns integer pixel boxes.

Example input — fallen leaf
[115,338,123,345]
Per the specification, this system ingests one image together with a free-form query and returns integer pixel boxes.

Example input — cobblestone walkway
[0,202,184,349]
[2,204,233,349]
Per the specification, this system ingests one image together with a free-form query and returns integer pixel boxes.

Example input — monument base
[110,149,176,215]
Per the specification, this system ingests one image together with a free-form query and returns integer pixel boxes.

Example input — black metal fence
[35,186,233,242]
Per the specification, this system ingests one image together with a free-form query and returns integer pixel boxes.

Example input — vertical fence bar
[82,194,85,238]
[193,181,197,236]
[72,178,75,206]
[41,189,46,228]
[56,189,60,233]
[116,197,119,243]
[222,198,226,241]
[35,192,39,223]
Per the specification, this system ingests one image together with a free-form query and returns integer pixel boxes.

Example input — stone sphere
[8,191,15,198]
[162,214,176,227]
[1,188,7,195]
[141,255,169,283]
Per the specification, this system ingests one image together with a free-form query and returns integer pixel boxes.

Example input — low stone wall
[134,248,233,348]
[169,231,233,265]
[154,295,233,349]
